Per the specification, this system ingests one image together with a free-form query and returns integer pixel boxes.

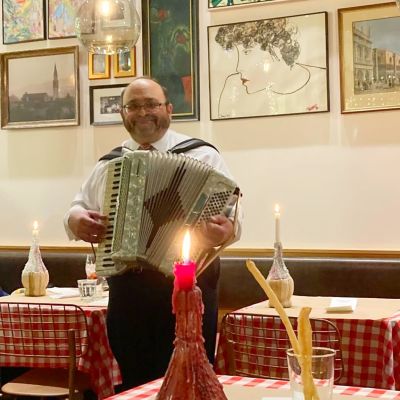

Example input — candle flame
[274,204,280,214]
[33,221,39,230]
[182,230,191,263]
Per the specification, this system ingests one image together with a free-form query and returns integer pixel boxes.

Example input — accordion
[96,150,239,277]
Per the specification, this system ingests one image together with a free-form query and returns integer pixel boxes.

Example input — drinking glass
[287,347,335,400]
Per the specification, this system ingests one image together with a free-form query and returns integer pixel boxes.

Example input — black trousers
[106,258,220,392]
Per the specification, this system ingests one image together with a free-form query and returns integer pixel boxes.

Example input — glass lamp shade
[75,0,141,54]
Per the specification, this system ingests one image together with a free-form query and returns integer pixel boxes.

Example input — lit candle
[173,230,196,291]
[274,204,280,243]
[32,221,39,241]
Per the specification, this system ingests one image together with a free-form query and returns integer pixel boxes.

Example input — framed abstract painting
[2,0,45,44]
[142,0,199,120]
[48,0,85,39]
[338,2,400,113]
[208,12,329,120]
[1,46,80,129]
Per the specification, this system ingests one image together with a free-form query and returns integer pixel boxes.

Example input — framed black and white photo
[89,84,127,125]
[208,12,329,120]
[1,46,79,129]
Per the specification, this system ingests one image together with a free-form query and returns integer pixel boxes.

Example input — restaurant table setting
[104,375,400,400]
[0,222,120,398]
[215,295,400,390]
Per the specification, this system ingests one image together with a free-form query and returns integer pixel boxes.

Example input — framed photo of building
[48,0,85,39]
[2,0,45,44]
[338,3,400,113]
[113,49,136,78]
[142,0,199,120]
[88,53,111,79]
[90,84,127,125]
[1,46,79,129]
[208,12,329,120]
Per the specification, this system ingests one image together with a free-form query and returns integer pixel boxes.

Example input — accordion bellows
[96,150,239,277]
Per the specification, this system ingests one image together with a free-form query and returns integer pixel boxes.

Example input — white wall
[1,0,399,251]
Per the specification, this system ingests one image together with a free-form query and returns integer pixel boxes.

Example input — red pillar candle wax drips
[173,231,196,291]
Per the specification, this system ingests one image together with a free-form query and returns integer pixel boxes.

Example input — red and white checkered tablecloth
[0,305,121,399]
[215,311,400,391]
[104,375,400,400]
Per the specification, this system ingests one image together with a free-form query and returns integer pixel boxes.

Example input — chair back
[0,302,89,399]
[223,312,344,382]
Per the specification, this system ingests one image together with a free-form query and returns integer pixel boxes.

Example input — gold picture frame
[88,53,111,80]
[113,49,136,78]
[338,2,400,113]
[1,46,79,129]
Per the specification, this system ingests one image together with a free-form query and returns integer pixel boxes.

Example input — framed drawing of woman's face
[208,12,329,120]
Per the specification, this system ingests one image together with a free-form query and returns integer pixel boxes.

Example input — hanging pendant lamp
[75,0,141,54]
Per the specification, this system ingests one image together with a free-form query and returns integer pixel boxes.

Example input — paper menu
[326,297,358,313]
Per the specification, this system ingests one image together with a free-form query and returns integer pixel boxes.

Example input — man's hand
[196,214,234,248]
[68,209,108,243]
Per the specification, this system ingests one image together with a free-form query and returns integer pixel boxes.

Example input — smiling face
[120,78,173,144]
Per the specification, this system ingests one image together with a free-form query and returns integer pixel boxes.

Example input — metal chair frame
[0,302,90,399]
[223,312,344,383]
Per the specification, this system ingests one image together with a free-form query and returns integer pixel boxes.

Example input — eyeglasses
[122,101,167,113]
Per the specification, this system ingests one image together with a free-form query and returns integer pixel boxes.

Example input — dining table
[104,375,400,400]
[0,290,121,399]
[215,295,400,390]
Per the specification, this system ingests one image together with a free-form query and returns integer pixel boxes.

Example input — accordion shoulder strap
[168,138,219,154]
[98,146,124,161]
[98,139,219,161]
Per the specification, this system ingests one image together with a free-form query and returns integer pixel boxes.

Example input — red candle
[173,231,196,291]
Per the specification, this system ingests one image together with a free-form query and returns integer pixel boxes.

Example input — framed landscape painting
[1,46,79,129]
[90,84,127,125]
[2,0,45,44]
[338,2,400,113]
[142,0,199,120]
[208,12,329,120]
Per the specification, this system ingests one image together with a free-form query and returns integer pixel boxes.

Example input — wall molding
[1,246,399,259]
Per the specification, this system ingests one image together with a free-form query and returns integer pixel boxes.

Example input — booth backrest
[0,250,399,311]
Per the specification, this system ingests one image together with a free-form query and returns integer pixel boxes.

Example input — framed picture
[88,54,111,79]
[208,12,329,120]
[1,46,79,129]
[2,0,45,44]
[209,0,288,9]
[338,2,400,114]
[142,0,199,121]
[89,84,127,125]
[48,0,85,39]
[113,49,137,78]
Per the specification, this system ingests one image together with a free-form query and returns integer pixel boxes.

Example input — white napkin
[47,287,80,299]
[85,296,109,307]
[326,297,358,313]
